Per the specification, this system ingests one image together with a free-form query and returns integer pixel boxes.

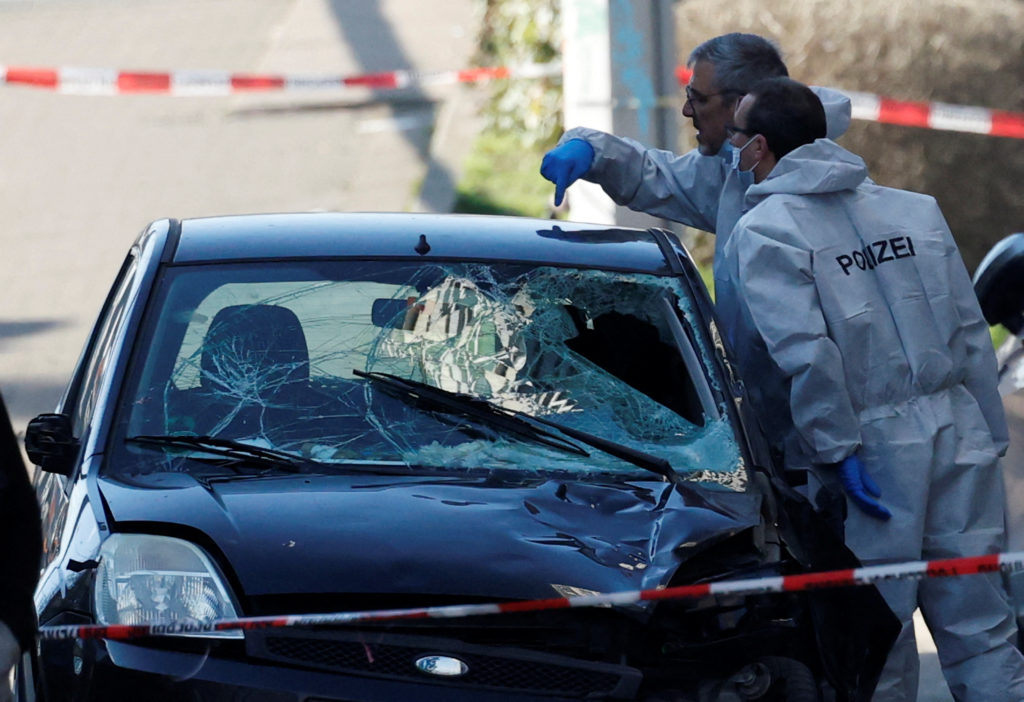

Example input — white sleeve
[560,127,724,233]
[811,86,852,140]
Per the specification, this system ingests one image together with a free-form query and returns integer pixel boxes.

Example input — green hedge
[454,0,562,217]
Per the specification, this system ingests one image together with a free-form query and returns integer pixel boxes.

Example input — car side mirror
[25,413,78,476]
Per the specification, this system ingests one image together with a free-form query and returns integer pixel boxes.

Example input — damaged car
[18,213,896,701]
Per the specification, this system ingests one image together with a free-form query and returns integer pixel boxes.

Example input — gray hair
[688,33,788,105]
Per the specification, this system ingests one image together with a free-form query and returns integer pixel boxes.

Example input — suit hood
[744,139,869,209]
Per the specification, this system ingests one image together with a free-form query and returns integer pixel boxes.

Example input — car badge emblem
[415,655,469,677]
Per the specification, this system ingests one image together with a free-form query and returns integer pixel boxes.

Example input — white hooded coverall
[719,138,1024,702]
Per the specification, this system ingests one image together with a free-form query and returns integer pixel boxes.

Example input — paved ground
[0,2,970,699]
[916,612,955,701]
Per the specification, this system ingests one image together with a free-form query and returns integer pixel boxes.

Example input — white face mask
[730,134,759,173]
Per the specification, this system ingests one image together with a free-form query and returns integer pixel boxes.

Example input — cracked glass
[114,260,745,490]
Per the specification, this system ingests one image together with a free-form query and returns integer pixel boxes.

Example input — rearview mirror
[371,298,411,328]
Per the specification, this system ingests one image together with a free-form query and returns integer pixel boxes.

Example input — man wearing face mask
[539,32,852,282]
[719,76,1024,702]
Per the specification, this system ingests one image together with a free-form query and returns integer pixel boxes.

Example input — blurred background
[675,0,1024,273]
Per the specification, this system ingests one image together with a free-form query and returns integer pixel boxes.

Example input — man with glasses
[719,76,1024,702]
[539,33,851,272]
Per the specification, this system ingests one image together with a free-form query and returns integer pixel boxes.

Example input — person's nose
[682,99,694,119]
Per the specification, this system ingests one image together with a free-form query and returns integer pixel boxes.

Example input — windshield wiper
[126,434,312,473]
[355,370,588,457]
[524,414,681,484]
[354,370,680,483]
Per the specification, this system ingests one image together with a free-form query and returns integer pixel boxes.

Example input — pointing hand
[540,139,595,207]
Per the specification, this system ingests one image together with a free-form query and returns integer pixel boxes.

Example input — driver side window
[69,254,139,440]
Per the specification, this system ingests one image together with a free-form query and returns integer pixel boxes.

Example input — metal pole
[561,0,678,227]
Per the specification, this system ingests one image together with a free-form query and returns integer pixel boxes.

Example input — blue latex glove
[540,139,595,207]
[837,455,892,521]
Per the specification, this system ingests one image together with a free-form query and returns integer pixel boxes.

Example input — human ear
[752,134,770,160]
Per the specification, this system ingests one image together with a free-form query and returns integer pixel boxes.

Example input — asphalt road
[0,1,967,699]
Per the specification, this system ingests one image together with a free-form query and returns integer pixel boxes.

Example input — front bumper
[36,629,640,702]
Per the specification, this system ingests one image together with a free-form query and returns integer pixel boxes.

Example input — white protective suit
[719,138,1024,702]
[559,87,852,253]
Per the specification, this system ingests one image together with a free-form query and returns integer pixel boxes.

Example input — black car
[17,213,895,701]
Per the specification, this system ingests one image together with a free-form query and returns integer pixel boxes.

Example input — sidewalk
[916,611,954,701]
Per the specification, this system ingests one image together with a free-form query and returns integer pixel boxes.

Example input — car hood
[98,471,762,601]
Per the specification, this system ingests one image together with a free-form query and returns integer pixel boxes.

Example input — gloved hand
[540,139,595,207]
[837,455,892,521]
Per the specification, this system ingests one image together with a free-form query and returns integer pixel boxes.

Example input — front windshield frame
[108,258,746,490]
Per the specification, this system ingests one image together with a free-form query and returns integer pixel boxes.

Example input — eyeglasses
[684,85,740,106]
[725,125,758,138]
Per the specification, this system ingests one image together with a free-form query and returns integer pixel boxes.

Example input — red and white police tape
[2,61,1023,139]
[37,550,1024,641]
[0,63,560,96]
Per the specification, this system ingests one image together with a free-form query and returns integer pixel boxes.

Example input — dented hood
[99,471,761,601]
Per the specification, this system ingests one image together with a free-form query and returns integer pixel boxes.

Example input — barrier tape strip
[0,63,560,96]
[37,550,1024,641]
[2,61,1023,139]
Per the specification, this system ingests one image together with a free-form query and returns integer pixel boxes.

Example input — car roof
[168,212,679,275]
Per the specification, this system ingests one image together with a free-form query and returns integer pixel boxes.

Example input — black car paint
[98,472,762,601]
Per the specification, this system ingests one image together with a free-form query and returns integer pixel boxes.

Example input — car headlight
[94,534,243,639]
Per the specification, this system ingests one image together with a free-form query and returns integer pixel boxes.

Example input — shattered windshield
[113,260,744,489]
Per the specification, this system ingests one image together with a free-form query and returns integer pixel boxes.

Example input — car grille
[246,629,641,698]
